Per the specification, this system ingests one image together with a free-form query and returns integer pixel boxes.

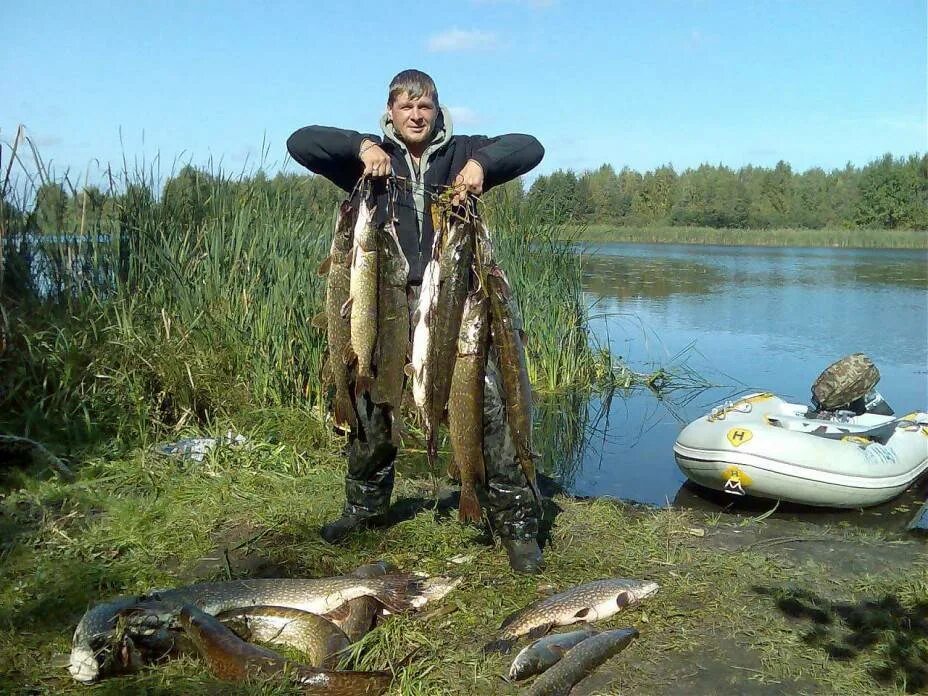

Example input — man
[287,69,545,573]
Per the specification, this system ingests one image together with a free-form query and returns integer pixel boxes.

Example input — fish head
[620,580,660,606]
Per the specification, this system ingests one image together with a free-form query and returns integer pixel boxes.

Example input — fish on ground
[522,627,639,696]
[447,288,490,522]
[324,560,398,643]
[178,603,392,695]
[70,573,457,682]
[315,198,358,430]
[507,626,599,681]
[485,263,542,507]
[346,191,380,397]
[483,578,659,654]
[216,605,350,669]
[371,217,410,444]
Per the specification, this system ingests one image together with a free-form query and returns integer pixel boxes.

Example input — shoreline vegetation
[2,141,926,694]
[562,224,928,249]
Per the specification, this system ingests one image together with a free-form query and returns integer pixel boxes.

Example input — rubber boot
[502,537,544,574]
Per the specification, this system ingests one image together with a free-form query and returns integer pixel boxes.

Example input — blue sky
[2,0,925,187]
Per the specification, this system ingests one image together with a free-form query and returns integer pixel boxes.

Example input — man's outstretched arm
[467,134,545,191]
[286,126,381,192]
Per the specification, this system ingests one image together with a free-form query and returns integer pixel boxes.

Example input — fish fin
[403,362,416,378]
[527,623,553,640]
[311,311,328,329]
[499,608,522,630]
[458,483,482,524]
[333,396,355,431]
[340,297,353,319]
[323,603,351,622]
[372,574,428,614]
[573,607,592,620]
[615,591,632,609]
[343,348,357,367]
[483,638,514,655]
[446,459,461,482]
[355,375,374,398]
[317,255,332,276]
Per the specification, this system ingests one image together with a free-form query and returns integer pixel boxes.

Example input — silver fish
[508,627,598,681]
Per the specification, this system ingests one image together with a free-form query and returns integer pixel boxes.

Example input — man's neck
[406,141,428,164]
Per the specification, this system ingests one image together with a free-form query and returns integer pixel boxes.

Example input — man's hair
[388,70,439,107]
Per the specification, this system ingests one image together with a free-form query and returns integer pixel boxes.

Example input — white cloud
[426,29,499,53]
[447,106,480,127]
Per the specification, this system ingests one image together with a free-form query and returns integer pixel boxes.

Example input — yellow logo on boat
[841,435,871,446]
[722,465,751,495]
[727,428,753,447]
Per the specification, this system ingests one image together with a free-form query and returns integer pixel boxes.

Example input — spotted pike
[486,264,541,507]
[483,578,659,654]
[324,561,396,642]
[523,627,639,696]
[216,606,350,668]
[178,604,391,695]
[346,192,379,396]
[447,289,489,522]
[507,627,598,681]
[371,217,409,444]
[70,574,445,682]
[314,199,357,429]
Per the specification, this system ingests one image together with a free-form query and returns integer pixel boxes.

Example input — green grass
[1,431,924,694]
[565,224,928,249]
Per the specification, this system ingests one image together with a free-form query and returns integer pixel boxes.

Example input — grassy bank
[1,422,925,694]
[565,224,928,249]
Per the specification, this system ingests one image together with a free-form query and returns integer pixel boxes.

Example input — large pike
[483,578,659,654]
[522,627,639,696]
[346,192,379,397]
[178,604,392,695]
[314,199,357,429]
[507,626,598,681]
[70,573,455,682]
[371,217,409,444]
[410,215,473,465]
[216,606,350,668]
[486,264,542,506]
[324,561,396,642]
[447,289,489,523]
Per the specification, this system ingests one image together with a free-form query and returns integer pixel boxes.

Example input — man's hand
[451,159,484,205]
[359,140,392,178]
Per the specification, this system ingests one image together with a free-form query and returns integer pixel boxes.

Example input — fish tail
[458,481,482,524]
[333,396,355,430]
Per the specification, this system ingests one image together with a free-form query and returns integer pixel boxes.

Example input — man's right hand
[359,140,392,178]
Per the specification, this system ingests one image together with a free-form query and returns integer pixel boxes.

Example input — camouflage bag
[811,353,880,410]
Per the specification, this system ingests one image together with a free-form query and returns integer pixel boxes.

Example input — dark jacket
[286,108,544,283]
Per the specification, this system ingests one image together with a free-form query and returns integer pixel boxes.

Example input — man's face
[388,92,438,146]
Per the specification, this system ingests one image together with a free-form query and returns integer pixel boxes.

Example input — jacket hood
[381,105,454,153]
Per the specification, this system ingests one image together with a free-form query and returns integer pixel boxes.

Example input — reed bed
[569,224,928,249]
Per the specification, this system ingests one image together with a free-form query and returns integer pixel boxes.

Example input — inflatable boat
[673,392,928,508]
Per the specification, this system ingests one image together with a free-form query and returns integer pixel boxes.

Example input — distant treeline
[4,152,925,237]
[524,153,927,230]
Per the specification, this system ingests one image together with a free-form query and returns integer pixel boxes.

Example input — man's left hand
[452,159,484,206]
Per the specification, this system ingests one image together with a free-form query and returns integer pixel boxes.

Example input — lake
[541,243,928,529]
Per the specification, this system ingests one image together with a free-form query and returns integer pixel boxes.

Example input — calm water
[543,243,928,528]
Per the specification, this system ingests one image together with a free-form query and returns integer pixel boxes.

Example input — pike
[447,289,489,522]
[523,627,639,696]
[486,264,542,507]
[314,199,357,429]
[177,604,391,695]
[325,560,396,643]
[70,573,457,683]
[410,215,474,466]
[371,217,410,444]
[216,606,350,669]
[483,578,659,654]
[345,192,379,397]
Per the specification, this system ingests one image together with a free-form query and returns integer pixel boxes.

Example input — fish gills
[486,264,541,506]
[524,627,639,696]
[216,606,350,669]
[507,627,599,681]
[178,604,391,695]
[448,289,489,523]
[484,578,659,653]
[318,199,356,429]
[348,195,379,397]
[371,219,410,445]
